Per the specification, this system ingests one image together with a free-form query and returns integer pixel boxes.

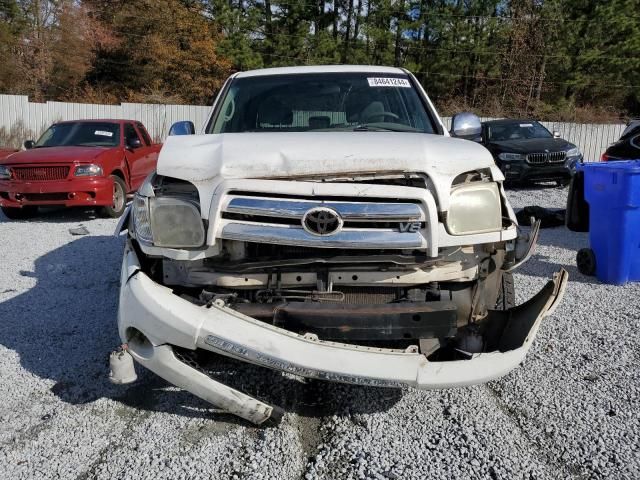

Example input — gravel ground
[0,187,639,479]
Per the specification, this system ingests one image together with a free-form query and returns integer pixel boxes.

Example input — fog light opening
[125,327,154,360]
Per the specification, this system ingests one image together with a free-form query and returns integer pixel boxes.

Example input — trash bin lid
[578,159,640,173]
[581,160,640,207]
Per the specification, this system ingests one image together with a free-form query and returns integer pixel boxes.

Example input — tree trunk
[333,0,339,40]
[535,56,546,103]
[419,0,430,85]
[264,0,273,66]
[353,0,362,45]
[393,1,404,67]
[364,0,370,60]
[341,0,354,63]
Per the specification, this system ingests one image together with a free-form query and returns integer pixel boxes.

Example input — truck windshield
[208,73,437,134]
[35,122,120,148]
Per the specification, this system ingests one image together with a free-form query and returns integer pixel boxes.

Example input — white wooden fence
[0,94,626,161]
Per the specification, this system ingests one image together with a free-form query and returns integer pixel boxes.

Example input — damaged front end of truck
[111,166,567,425]
[110,66,567,424]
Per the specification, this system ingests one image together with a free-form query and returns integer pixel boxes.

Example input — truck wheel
[495,272,516,310]
[577,248,596,276]
[101,175,127,218]
[1,206,38,220]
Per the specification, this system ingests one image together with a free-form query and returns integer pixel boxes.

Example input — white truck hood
[157,132,503,211]
[159,132,496,179]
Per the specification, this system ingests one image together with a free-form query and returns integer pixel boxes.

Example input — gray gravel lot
[0,186,639,479]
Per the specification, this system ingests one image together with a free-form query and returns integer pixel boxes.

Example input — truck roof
[234,65,407,78]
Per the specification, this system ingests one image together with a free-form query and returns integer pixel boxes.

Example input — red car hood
[0,148,18,160]
[1,146,109,165]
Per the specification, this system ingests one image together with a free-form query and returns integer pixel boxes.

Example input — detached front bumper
[117,241,568,424]
[0,177,113,208]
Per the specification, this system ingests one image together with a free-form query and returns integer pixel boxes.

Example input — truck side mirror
[553,131,561,138]
[451,112,481,140]
[169,121,195,136]
[24,140,35,150]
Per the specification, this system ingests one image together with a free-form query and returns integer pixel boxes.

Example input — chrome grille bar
[220,222,425,249]
[225,196,424,221]
[548,151,567,163]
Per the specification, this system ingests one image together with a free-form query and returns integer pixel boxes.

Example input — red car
[0,120,161,219]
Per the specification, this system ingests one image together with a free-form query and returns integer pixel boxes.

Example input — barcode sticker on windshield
[94,130,113,137]
[519,123,534,128]
[367,77,411,88]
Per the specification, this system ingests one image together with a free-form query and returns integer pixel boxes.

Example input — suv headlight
[133,194,205,248]
[566,147,581,158]
[0,165,11,179]
[447,183,502,235]
[498,153,524,161]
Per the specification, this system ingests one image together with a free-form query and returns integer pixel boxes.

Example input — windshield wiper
[353,124,393,132]
[353,124,420,132]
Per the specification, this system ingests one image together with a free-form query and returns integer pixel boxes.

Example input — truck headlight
[498,153,524,161]
[75,164,103,176]
[132,194,154,244]
[0,165,11,179]
[132,193,205,248]
[149,197,205,247]
[447,183,502,235]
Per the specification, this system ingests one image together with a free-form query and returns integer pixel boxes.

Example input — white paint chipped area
[0,187,638,479]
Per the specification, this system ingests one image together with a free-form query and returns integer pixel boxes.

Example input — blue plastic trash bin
[580,160,640,285]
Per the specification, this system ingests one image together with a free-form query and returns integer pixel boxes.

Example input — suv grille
[526,151,566,164]
[12,166,70,181]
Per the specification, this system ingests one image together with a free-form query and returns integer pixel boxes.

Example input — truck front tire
[495,272,516,310]
[101,175,127,218]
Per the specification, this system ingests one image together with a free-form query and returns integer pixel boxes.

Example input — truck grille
[12,166,70,181]
[219,193,428,250]
[526,152,566,165]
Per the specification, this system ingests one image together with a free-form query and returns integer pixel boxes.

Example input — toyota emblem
[302,207,343,236]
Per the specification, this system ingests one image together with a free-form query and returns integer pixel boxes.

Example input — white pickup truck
[111,65,567,424]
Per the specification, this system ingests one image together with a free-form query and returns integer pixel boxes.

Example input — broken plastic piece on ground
[69,225,90,236]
